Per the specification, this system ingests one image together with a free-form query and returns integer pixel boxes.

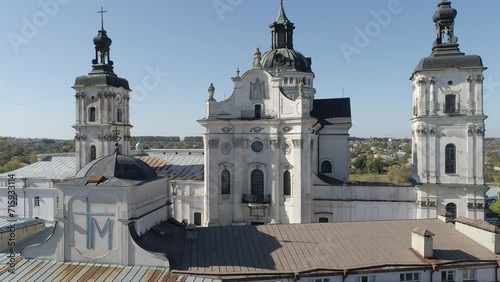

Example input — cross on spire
[98,7,107,30]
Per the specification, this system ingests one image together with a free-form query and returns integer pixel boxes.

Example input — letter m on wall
[89,217,113,250]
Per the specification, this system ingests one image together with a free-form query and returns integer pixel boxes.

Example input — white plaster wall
[314,185,417,202]
[173,181,204,224]
[314,201,416,222]
[135,206,169,236]
[455,221,500,253]
[313,185,418,222]
[411,69,486,186]
[317,125,350,182]
[416,185,486,220]
[0,184,58,221]
[129,177,170,220]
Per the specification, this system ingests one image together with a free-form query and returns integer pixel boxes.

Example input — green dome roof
[260,48,312,73]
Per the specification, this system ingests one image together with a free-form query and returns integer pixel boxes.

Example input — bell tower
[73,8,132,171]
[411,1,488,220]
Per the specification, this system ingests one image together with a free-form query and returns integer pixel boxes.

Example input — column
[417,78,427,116]
[429,127,436,183]
[475,75,484,115]
[123,94,130,124]
[429,78,436,115]
[75,93,81,123]
[81,94,86,123]
[466,76,473,114]
[99,93,108,123]
[270,136,280,224]
[232,137,245,224]
[110,93,115,123]
[292,138,303,223]
[476,127,485,184]
[466,126,475,184]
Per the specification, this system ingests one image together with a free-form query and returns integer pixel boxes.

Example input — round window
[251,141,264,153]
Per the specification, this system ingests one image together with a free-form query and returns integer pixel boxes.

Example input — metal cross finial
[281,0,284,8]
[98,7,107,30]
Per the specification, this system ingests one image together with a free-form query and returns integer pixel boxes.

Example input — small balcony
[242,194,271,207]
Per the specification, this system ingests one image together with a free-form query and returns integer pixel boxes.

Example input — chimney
[185,223,198,240]
[438,209,455,223]
[411,226,435,258]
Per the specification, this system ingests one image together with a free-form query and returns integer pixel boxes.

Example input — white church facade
[0,1,498,281]
[0,0,488,227]
[192,0,488,226]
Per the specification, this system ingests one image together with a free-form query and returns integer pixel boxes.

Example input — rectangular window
[462,269,476,281]
[357,276,376,282]
[34,196,40,207]
[444,95,457,113]
[193,212,202,226]
[441,270,455,282]
[255,105,262,119]
[310,279,329,282]
[400,272,420,281]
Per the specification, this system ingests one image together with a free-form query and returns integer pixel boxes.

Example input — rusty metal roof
[0,253,220,282]
[456,216,500,234]
[137,219,499,279]
[139,153,204,181]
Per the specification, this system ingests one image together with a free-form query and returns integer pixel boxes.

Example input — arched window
[320,160,333,174]
[194,212,202,226]
[89,107,96,122]
[251,169,264,198]
[255,104,262,119]
[445,144,456,174]
[446,203,457,219]
[319,217,329,223]
[221,169,230,194]
[90,145,96,161]
[117,108,122,122]
[283,170,291,196]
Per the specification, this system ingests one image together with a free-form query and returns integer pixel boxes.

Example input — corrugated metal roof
[0,156,75,181]
[137,219,499,279]
[139,154,204,181]
[0,152,204,182]
[0,218,44,233]
[0,254,220,282]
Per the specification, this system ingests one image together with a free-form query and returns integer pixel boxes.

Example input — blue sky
[1,0,499,139]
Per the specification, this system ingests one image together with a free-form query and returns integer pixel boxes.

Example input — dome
[76,152,158,181]
[260,48,312,73]
[432,1,457,23]
[93,29,112,47]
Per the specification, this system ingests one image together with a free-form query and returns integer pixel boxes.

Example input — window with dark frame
[221,169,231,195]
[445,144,456,174]
[446,203,457,219]
[117,108,122,122]
[251,169,264,198]
[320,160,333,174]
[255,104,262,119]
[444,94,457,113]
[441,270,455,282]
[90,145,97,161]
[283,170,291,196]
[193,212,202,226]
[34,196,40,207]
[89,107,96,122]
